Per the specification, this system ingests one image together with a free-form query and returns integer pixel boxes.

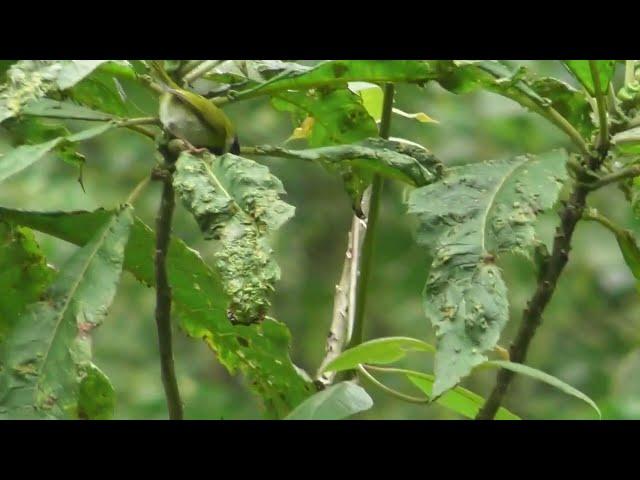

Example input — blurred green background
[2,60,640,419]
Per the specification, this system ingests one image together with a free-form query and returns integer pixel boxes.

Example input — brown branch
[476,154,606,419]
[152,164,184,420]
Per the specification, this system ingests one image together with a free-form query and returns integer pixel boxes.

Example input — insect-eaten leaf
[0,60,112,124]
[349,82,383,121]
[251,138,443,188]
[0,222,55,354]
[76,363,116,420]
[0,206,132,419]
[0,206,316,418]
[173,152,295,325]
[272,87,378,217]
[284,381,373,420]
[0,121,115,184]
[407,150,568,398]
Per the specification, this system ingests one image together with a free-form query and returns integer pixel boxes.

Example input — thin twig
[357,365,429,404]
[182,60,225,84]
[582,164,640,190]
[315,83,396,384]
[125,175,151,205]
[582,208,626,236]
[315,230,355,386]
[347,83,395,351]
[590,60,609,153]
[152,164,184,420]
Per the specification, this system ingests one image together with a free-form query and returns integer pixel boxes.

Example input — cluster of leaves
[3,59,640,419]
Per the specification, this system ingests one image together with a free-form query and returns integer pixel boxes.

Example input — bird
[148,60,240,155]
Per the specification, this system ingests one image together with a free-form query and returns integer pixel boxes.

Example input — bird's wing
[167,87,228,138]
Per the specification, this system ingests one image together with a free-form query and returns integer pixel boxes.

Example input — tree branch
[476,180,590,419]
[476,139,614,419]
[315,228,357,386]
[590,60,609,153]
[182,60,224,84]
[152,163,184,420]
[583,164,640,190]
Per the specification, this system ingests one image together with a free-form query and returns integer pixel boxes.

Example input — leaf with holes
[0,122,115,183]
[0,206,316,418]
[0,222,55,354]
[0,60,113,123]
[250,138,443,187]
[272,88,378,213]
[173,151,294,324]
[236,60,441,99]
[407,150,568,397]
[0,206,132,419]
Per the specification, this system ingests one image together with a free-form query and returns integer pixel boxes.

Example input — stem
[583,208,626,236]
[358,365,429,404]
[583,164,640,190]
[626,61,637,87]
[183,60,224,84]
[590,60,609,152]
[476,148,610,419]
[542,105,592,157]
[347,83,395,351]
[125,175,151,205]
[315,228,354,386]
[153,165,184,420]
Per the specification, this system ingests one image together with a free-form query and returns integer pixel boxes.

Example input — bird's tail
[230,135,241,155]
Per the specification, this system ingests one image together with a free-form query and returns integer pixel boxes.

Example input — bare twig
[152,163,184,420]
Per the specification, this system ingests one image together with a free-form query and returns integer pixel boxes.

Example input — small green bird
[149,60,239,155]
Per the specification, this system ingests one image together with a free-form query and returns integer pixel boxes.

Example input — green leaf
[250,138,443,187]
[237,60,440,99]
[404,370,519,420]
[0,206,132,419]
[612,126,640,155]
[76,363,115,420]
[69,62,139,117]
[529,77,595,139]
[407,150,568,397]
[272,88,379,213]
[284,381,373,420]
[0,60,111,123]
[323,337,435,373]
[173,152,295,324]
[21,98,114,121]
[487,360,601,418]
[349,82,383,121]
[0,122,115,183]
[609,226,640,282]
[0,223,55,352]
[563,60,617,96]
[195,60,310,96]
[432,61,594,141]
[273,89,378,147]
[0,207,316,418]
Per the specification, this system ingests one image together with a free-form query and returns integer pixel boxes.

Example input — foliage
[1,59,638,420]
